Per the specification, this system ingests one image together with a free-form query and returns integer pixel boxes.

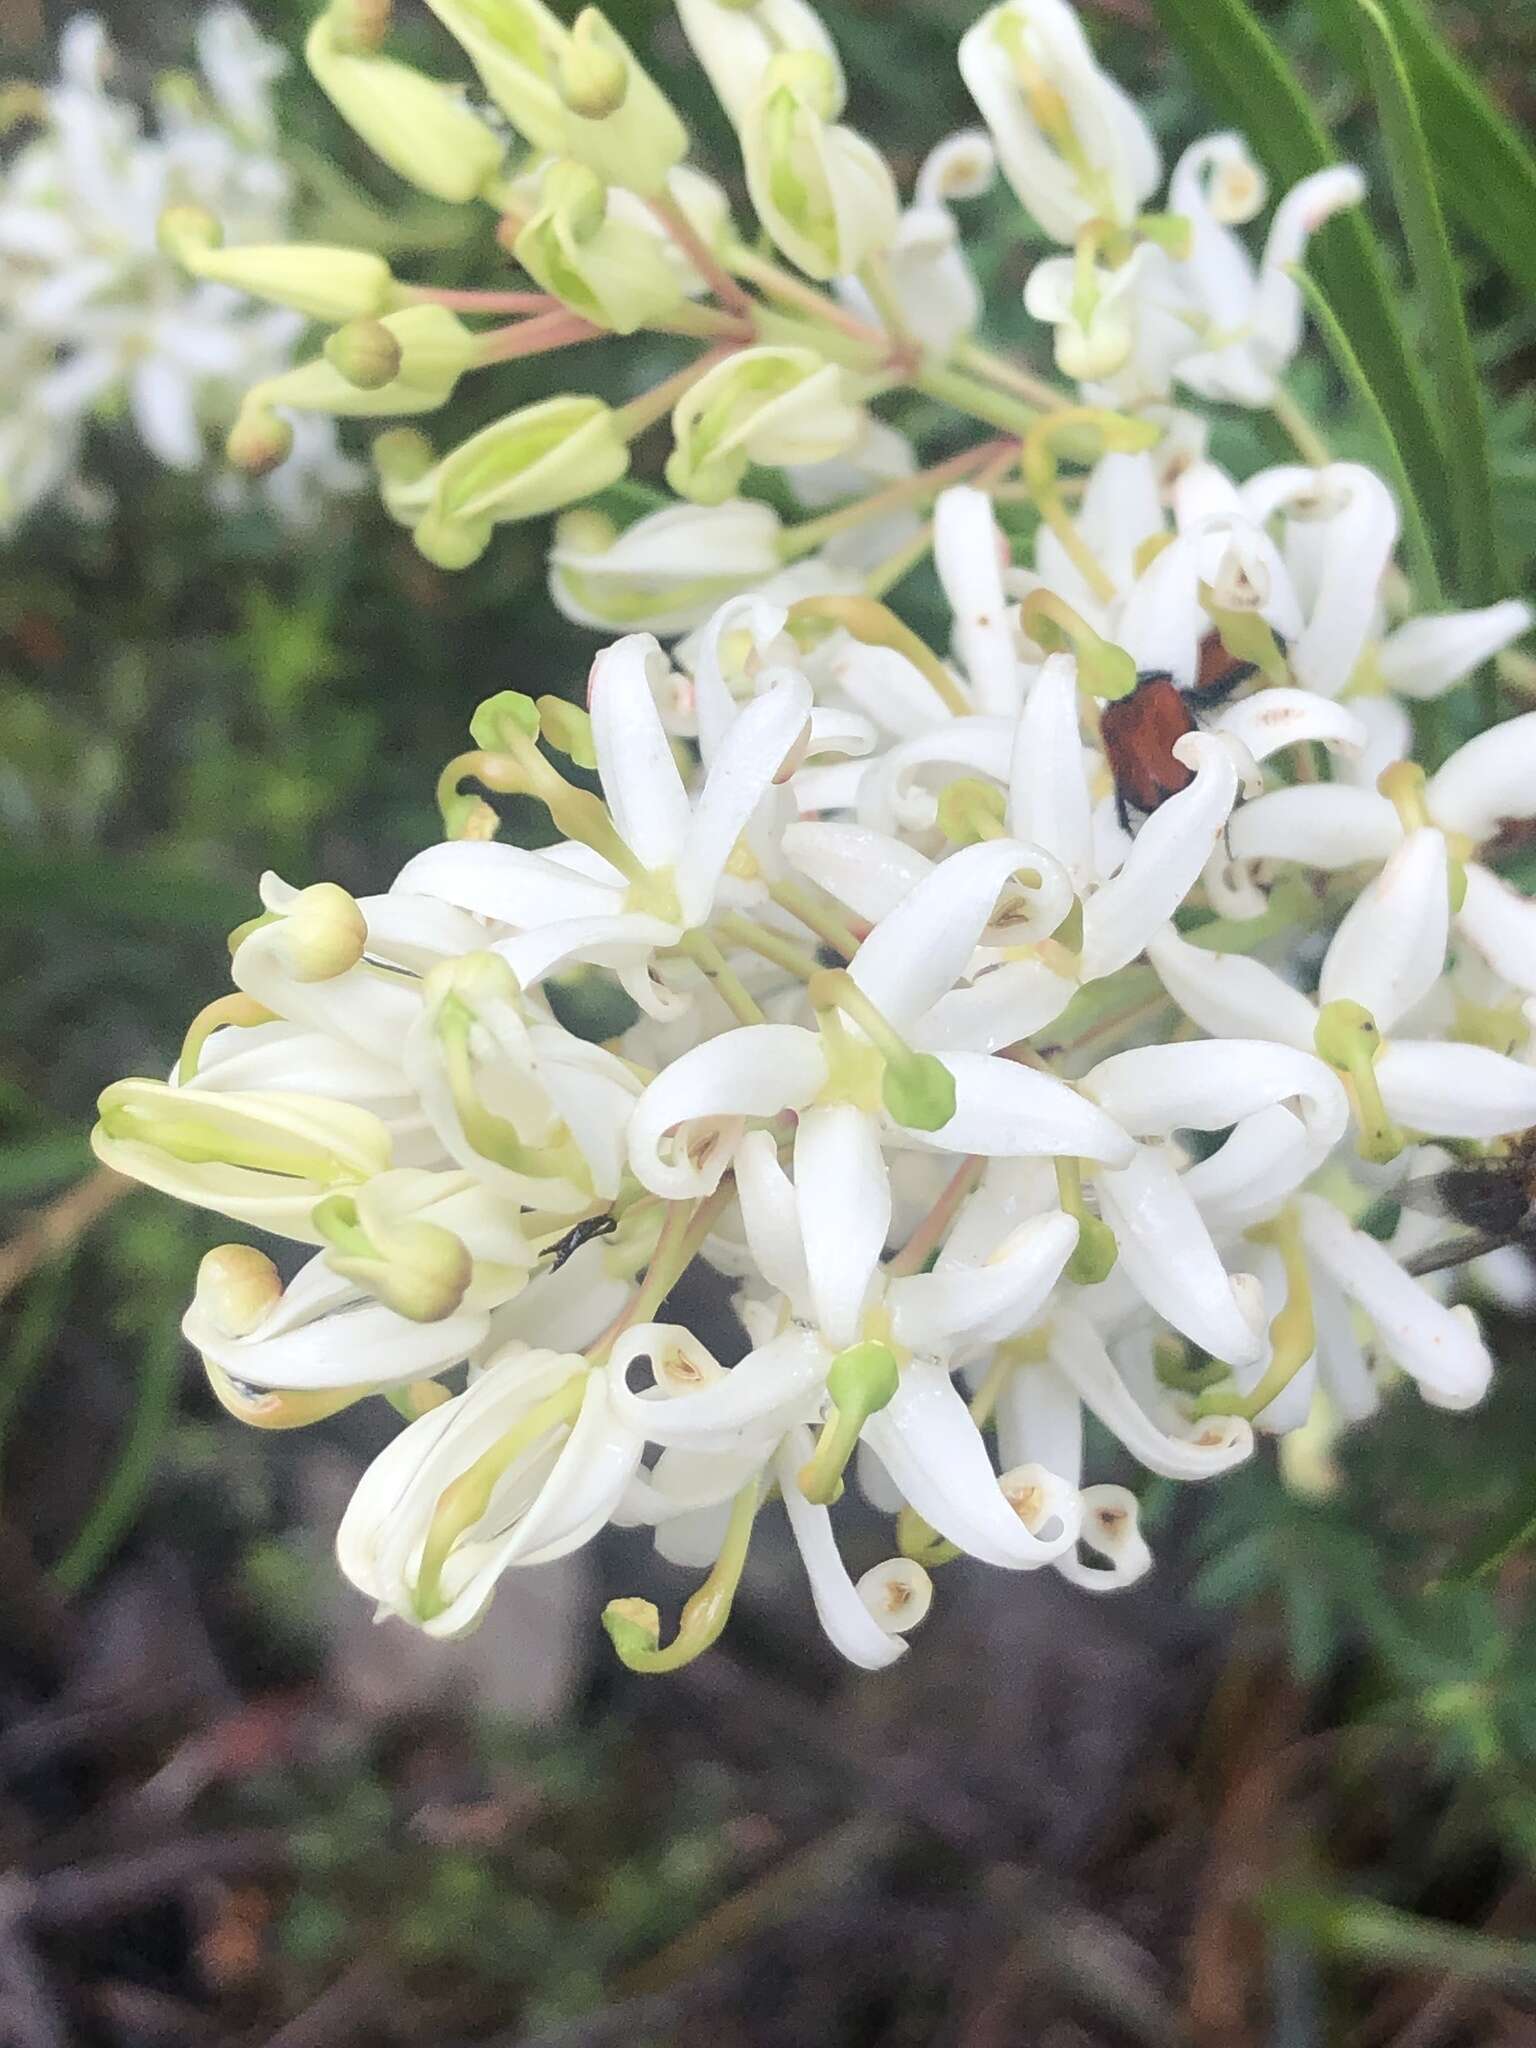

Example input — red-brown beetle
[1099,631,1263,833]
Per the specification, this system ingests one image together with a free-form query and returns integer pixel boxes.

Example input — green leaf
[1309,0,1536,301]
[1147,0,1447,551]
[1264,1887,1536,1989]
[1290,265,1442,605]
[1353,0,1502,604]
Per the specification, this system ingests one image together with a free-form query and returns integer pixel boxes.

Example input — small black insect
[1100,629,1265,834]
[1401,1131,1536,1277]
[543,1212,618,1273]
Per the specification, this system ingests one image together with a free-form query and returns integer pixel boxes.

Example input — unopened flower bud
[555,9,686,196]
[306,7,505,204]
[166,215,397,322]
[279,882,368,981]
[313,1191,474,1322]
[558,11,628,118]
[194,1244,282,1338]
[241,306,476,425]
[324,317,403,389]
[402,395,630,568]
[226,406,294,475]
[741,54,898,281]
[516,162,685,331]
[667,347,859,506]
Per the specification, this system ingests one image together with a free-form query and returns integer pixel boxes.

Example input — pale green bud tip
[1066,1214,1118,1286]
[314,1194,474,1322]
[324,0,391,53]
[602,1596,661,1665]
[373,427,434,485]
[470,690,541,752]
[195,1244,282,1337]
[427,947,521,1012]
[554,507,618,555]
[537,695,598,771]
[324,317,402,390]
[882,1052,957,1132]
[281,882,368,981]
[825,1339,900,1415]
[158,203,220,263]
[1314,998,1381,1067]
[415,507,492,572]
[377,1220,474,1321]
[559,14,629,120]
[1085,641,1138,702]
[226,406,293,477]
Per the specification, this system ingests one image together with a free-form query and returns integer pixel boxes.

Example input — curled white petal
[1425,710,1536,844]
[1317,828,1448,1031]
[776,1430,910,1669]
[1079,736,1239,981]
[1375,1039,1536,1140]
[627,1025,826,1198]
[1298,1195,1493,1410]
[863,1361,1080,1567]
[1092,1146,1267,1366]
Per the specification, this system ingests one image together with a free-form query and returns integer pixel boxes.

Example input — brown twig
[0,1167,129,1307]
[18,1829,288,1932]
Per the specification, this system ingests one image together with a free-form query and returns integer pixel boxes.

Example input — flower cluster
[91,0,1536,1672]
[0,8,357,533]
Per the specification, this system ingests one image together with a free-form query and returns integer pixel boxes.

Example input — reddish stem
[649,196,756,322]
[476,310,608,362]
[401,285,562,314]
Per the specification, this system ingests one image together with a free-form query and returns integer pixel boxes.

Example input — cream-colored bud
[167,219,396,323]
[558,10,628,117]
[325,317,403,389]
[554,506,618,555]
[306,7,506,204]
[240,306,477,425]
[555,9,686,196]
[194,1244,282,1338]
[280,883,368,981]
[313,1191,474,1323]
[226,406,294,475]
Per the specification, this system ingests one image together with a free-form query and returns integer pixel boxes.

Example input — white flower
[1024,244,1155,382]
[0,8,357,531]
[337,1346,642,1637]
[395,632,813,1014]
[1169,136,1365,406]
[959,0,1160,243]
[625,834,1128,1204]
[1232,710,1536,999]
